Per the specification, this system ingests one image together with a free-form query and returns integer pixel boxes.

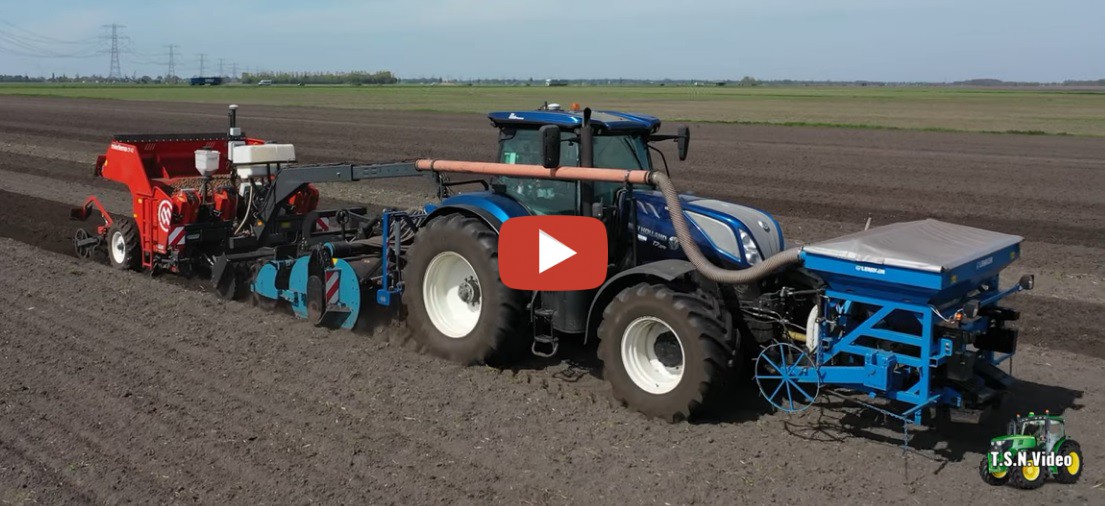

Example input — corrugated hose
[649,171,803,284]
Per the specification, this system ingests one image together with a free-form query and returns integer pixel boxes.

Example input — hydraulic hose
[414,159,802,284]
[648,171,803,284]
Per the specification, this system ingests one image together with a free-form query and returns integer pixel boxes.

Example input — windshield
[498,127,650,215]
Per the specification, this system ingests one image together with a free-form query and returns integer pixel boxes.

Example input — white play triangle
[538,229,577,273]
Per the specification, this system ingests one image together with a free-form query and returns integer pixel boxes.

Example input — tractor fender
[585,259,707,344]
[423,204,503,232]
[424,192,531,231]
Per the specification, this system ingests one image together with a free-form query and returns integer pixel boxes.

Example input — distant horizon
[2,1,1101,82]
[2,73,1103,86]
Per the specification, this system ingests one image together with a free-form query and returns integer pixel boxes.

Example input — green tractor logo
[980,411,1083,489]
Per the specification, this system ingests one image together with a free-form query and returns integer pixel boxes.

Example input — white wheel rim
[621,316,684,394]
[805,305,820,353]
[110,231,127,265]
[422,251,481,338]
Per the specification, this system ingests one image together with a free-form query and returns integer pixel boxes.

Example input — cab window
[497,127,651,215]
[499,128,579,215]
[591,134,649,207]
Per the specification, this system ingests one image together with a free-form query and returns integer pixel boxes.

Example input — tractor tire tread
[597,282,730,422]
[1055,439,1082,484]
[978,457,1010,486]
[107,217,141,271]
[402,214,527,366]
[1010,457,1046,490]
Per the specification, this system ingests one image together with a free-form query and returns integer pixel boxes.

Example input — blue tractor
[402,105,790,421]
[242,104,1029,424]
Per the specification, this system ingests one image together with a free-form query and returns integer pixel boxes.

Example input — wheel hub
[110,231,126,264]
[422,251,482,338]
[457,276,481,307]
[620,316,685,395]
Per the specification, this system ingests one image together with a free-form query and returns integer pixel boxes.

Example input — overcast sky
[1,0,1101,81]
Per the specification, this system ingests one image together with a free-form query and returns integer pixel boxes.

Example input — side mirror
[676,125,690,161]
[539,124,561,168]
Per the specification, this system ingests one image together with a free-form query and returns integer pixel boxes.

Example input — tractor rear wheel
[1055,439,1083,484]
[1011,455,1045,489]
[978,457,1010,486]
[403,214,527,365]
[106,218,140,271]
[597,283,730,422]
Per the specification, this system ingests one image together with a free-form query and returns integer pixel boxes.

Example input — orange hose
[414,159,653,185]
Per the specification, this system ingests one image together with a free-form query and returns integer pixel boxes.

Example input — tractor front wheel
[403,214,527,365]
[1011,455,1046,490]
[978,457,1010,486]
[597,283,730,422]
[106,218,140,271]
[1055,440,1083,484]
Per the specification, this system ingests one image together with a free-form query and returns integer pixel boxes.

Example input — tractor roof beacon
[981,411,1083,489]
[75,104,1034,430]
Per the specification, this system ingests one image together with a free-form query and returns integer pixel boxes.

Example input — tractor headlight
[686,211,740,260]
[739,229,762,265]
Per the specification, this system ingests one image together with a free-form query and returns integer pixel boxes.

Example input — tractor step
[531,308,558,358]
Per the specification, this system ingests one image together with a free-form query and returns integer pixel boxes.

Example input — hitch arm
[253,162,423,243]
[70,196,114,227]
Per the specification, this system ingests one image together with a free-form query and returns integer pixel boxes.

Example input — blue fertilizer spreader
[754,219,1032,425]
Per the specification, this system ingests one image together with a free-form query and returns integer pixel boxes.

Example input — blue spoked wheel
[755,342,820,413]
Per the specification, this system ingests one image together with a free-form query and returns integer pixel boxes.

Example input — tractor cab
[487,104,683,216]
[1008,412,1065,448]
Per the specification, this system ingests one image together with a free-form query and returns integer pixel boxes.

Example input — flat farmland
[2,83,1104,135]
[0,95,1103,503]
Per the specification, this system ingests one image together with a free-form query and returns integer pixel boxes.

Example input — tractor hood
[632,190,784,268]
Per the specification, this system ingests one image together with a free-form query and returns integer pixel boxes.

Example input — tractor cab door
[1020,419,1047,447]
[1046,419,1065,450]
[498,127,580,215]
[496,126,651,215]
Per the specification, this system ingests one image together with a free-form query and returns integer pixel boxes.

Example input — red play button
[499,216,607,291]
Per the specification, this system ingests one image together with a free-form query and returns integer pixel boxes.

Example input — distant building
[190,77,224,86]
[545,79,569,87]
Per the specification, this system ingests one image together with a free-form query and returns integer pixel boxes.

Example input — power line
[0,19,253,80]
[166,44,177,78]
[0,18,99,45]
[103,23,125,79]
[0,26,105,58]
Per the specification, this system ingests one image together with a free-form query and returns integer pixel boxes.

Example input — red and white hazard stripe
[325,269,340,306]
[315,217,331,232]
[167,226,187,247]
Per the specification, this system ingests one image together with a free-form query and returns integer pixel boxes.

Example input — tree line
[239,71,398,85]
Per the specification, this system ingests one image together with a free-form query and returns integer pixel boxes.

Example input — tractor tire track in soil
[1,96,1103,503]
[3,239,1104,504]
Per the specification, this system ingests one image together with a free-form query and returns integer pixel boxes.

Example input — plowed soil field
[1,96,1102,503]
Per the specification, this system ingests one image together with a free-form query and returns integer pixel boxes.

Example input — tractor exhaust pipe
[414,159,802,284]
